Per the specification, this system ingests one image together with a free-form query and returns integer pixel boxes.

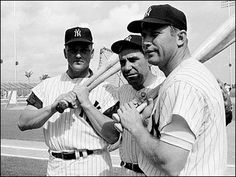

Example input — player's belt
[120,161,144,173]
[50,149,102,160]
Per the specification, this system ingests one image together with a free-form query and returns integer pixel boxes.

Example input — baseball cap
[111,35,142,54]
[127,4,187,33]
[65,27,93,45]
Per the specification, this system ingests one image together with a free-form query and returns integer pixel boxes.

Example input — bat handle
[114,123,123,133]
[136,101,148,112]
[56,101,69,113]
[112,113,120,122]
[112,101,149,133]
[112,113,123,132]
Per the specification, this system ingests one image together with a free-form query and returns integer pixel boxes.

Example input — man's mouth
[74,60,83,64]
[125,73,138,78]
[145,50,155,55]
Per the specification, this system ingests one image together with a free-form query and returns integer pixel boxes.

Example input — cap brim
[65,38,93,45]
[111,40,141,54]
[127,18,171,33]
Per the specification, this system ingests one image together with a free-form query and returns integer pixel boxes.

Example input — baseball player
[117,4,227,176]
[18,26,120,176]
[110,34,165,176]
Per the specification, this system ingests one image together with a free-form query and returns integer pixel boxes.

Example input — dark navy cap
[65,27,93,45]
[111,35,142,54]
[127,4,187,33]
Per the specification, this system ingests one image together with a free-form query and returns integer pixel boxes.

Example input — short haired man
[110,34,165,176]
[18,26,119,176]
[117,4,228,176]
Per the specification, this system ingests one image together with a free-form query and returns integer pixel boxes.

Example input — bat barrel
[192,14,235,63]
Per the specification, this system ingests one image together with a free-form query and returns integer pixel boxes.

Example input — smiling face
[64,42,94,78]
[119,48,150,90]
[141,23,178,71]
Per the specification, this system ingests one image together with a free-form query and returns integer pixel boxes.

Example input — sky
[1,1,235,84]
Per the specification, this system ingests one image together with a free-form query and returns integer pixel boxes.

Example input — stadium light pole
[13,1,18,83]
[221,1,235,87]
[228,3,233,87]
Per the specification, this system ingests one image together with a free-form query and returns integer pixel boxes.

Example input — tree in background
[40,74,50,81]
[25,70,33,83]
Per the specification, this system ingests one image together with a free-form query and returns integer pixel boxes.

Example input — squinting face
[64,42,94,73]
[141,24,177,70]
[119,48,150,87]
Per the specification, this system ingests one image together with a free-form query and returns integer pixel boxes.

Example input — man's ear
[176,30,187,47]
[64,48,67,59]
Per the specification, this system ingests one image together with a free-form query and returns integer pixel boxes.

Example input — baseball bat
[56,53,119,113]
[88,63,121,91]
[193,14,235,62]
[113,14,235,132]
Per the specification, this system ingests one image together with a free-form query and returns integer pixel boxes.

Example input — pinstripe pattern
[138,59,227,176]
[47,151,112,176]
[119,167,146,176]
[117,76,165,176]
[32,72,117,176]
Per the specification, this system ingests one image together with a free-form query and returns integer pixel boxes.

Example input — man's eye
[120,60,126,66]
[152,32,160,37]
[68,48,90,54]
[128,57,139,63]
[80,48,89,53]
[68,48,77,53]
[141,32,146,38]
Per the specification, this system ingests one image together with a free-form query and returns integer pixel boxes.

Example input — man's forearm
[81,103,120,144]
[132,125,166,165]
[132,124,190,176]
[18,105,56,131]
[132,125,181,175]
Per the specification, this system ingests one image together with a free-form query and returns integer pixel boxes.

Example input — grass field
[1,99,235,176]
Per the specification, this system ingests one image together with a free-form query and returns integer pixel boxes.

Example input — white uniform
[117,76,165,176]
[138,59,227,176]
[31,72,118,176]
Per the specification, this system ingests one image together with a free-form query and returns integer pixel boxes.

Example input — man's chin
[72,64,85,70]
[147,57,158,66]
[127,79,139,85]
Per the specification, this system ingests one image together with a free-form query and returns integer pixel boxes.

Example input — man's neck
[163,47,191,77]
[133,84,144,91]
[66,68,89,79]
[143,72,157,88]
[132,72,157,91]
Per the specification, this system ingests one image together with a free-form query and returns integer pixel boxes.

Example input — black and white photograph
[1,1,235,176]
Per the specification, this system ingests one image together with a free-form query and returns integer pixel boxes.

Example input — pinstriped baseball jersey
[117,76,165,176]
[32,72,118,175]
[138,59,227,176]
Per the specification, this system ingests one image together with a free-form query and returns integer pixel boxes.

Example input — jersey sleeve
[90,82,119,113]
[28,81,46,108]
[26,92,43,109]
[103,101,120,118]
[159,81,206,138]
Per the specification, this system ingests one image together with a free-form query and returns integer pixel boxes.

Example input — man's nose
[142,36,152,51]
[124,62,132,71]
[75,52,82,58]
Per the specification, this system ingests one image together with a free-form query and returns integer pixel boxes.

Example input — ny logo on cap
[74,28,81,37]
[144,6,152,18]
[125,36,132,41]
